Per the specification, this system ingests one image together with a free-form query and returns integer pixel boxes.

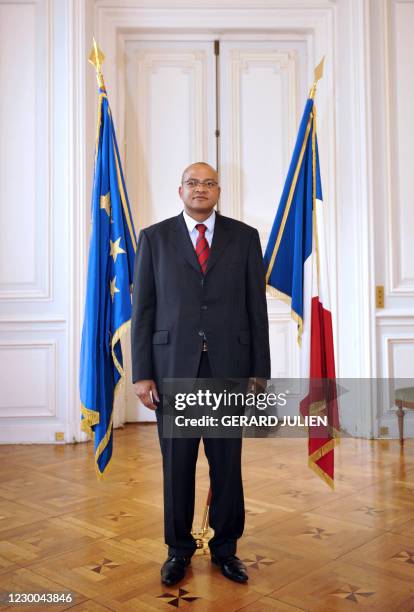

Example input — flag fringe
[308,458,335,489]
[93,320,132,477]
[307,400,342,437]
[308,435,340,464]
[266,284,303,345]
[308,434,341,489]
[81,320,131,478]
[111,319,131,378]
[81,404,100,437]
[94,410,114,479]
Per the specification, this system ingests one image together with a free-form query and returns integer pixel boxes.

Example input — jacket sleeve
[246,228,271,379]
[131,229,156,382]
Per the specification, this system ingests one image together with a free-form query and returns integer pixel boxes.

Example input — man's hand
[134,379,160,410]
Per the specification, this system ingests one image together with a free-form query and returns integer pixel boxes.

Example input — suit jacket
[131,211,271,386]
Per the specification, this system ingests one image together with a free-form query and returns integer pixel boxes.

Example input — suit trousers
[155,351,245,557]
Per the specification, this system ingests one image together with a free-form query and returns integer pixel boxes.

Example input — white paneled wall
[0,1,49,301]
[370,0,414,437]
[388,1,414,294]
[0,4,39,297]
[0,0,413,443]
[0,342,56,418]
[0,0,72,443]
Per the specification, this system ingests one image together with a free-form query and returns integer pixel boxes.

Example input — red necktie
[195,223,210,274]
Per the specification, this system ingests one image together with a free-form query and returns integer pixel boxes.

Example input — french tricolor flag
[264,91,340,487]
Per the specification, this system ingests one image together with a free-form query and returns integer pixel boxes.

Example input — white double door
[121,37,309,422]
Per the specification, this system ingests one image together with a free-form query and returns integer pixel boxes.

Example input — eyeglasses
[183,179,219,190]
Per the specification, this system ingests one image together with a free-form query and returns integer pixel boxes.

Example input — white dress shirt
[182,209,216,249]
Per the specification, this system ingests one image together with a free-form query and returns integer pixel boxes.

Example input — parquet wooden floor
[0,424,414,611]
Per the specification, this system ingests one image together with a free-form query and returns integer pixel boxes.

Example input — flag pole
[309,56,325,100]
[88,35,215,534]
[192,487,212,553]
[88,37,106,91]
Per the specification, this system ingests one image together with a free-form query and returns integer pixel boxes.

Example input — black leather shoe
[211,554,248,583]
[160,555,191,586]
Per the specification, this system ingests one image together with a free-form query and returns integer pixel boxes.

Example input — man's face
[179,164,220,217]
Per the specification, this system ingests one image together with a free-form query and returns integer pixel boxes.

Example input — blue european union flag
[80,85,137,477]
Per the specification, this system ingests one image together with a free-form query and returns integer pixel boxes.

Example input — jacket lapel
[171,212,202,276]
[205,212,232,276]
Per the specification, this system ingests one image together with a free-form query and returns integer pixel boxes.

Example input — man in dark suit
[131,162,270,586]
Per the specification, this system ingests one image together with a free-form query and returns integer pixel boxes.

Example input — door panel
[219,40,308,379]
[124,40,217,421]
[125,40,217,228]
[219,40,307,237]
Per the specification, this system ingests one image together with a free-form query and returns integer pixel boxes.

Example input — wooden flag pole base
[192,486,212,554]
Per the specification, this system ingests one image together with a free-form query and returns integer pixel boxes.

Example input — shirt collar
[183,208,216,233]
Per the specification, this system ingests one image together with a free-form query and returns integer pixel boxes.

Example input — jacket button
[201,305,208,311]
[198,330,204,336]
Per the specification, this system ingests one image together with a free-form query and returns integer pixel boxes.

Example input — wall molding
[67,0,91,443]
[124,43,212,228]
[0,316,66,325]
[0,0,53,302]
[383,0,414,296]
[225,48,299,223]
[95,0,338,7]
[0,424,70,445]
[382,334,414,379]
[0,340,57,418]
[376,310,414,325]
[268,311,300,377]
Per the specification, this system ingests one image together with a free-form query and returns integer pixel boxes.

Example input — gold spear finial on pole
[309,56,325,100]
[88,37,106,90]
